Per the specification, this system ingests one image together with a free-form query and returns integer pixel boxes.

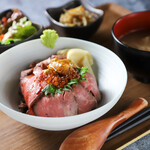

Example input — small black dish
[112,11,150,83]
[0,9,43,54]
[45,0,104,40]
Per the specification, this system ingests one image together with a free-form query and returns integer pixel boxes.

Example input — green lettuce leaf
[14,25,37,39]
[0,38,22,45]
[12,17,37,39]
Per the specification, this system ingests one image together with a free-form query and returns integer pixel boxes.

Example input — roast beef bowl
[0,37,127,130]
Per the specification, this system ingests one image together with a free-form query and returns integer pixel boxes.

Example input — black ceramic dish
[0,9,43,54]
[112,11,150,83]
[45,0,104,39]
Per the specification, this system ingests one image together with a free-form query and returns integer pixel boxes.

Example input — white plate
[0,37,127,131]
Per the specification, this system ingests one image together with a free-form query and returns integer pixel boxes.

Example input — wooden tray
[0,3,150,150]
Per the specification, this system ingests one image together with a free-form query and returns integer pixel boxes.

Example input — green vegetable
[42,84,56,96]
[40,29,58,49]
[42,84,64,97]
[42,67,88,96]
[18,17,32,26]
[14,25,37,39]
[79,67,88,81]
[80,67,88,75]
[55,88,63,94]
[0,17,37,45]
[13,17,37,39]
[67,79,78,86]
[0,38,22,45]
[64,79,78,89]
[62,86,70,91]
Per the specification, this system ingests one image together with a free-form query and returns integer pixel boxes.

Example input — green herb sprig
[79,67,88,81]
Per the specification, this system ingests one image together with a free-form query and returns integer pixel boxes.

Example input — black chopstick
[109,107,150,136]
[106,107,150,141]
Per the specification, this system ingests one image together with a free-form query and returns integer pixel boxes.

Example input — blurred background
[0,0,150,27]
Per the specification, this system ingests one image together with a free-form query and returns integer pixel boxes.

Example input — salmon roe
[42,58,80,88]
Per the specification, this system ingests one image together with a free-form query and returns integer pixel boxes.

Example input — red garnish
[2,17,7,24]
[42,58,80,88]
[0,34,4,41]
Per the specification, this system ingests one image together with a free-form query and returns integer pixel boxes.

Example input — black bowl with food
[0,9,43,53]
[45,0,104,39]
[112,11,150,83]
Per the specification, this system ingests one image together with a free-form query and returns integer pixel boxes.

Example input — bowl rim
[45,0,104,29]
[112,10,150,55]
[0,37,127,122]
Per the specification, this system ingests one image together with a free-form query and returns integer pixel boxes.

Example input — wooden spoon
[59,97,148,150]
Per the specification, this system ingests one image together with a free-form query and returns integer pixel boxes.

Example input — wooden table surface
[0,3,150,150]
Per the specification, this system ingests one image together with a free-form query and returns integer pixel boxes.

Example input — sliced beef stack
[20,56,101,117]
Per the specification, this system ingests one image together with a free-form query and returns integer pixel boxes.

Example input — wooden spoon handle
[118,97,148,120]
[110,97,148,135]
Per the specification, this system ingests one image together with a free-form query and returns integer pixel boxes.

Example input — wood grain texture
[0,3,149,150]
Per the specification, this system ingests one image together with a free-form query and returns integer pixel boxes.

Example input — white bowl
[0,37,127,131]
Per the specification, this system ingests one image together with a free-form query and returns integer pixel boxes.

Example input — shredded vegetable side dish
[59,5,95,27]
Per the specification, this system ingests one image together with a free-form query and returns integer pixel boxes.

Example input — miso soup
[120,30,150,51]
